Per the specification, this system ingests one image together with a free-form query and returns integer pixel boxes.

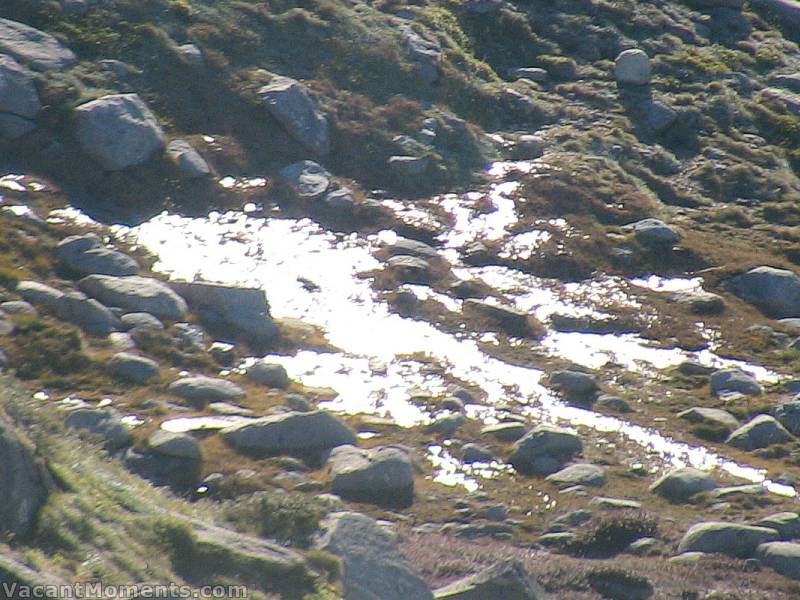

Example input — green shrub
[11,319,90,380]
[224,491,328,547]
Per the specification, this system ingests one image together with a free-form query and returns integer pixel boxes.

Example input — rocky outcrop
[677,522,779,557]
[329,445,414,505]
[314,511,433,600]
[222,410,356,457]
[258,76,330,156]
[434,559,546,599]
[0,18,77,71]
[79,275,188,321]
[169,281,278,347]
[75,94,166,170]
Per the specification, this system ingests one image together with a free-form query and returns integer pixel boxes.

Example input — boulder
[75,94,166,170]
[677,407,739,432]
[169,280,278,347]
[0,55,40,121]
[509,67,549,82]
[677,522,779,557]
[756,542,800,580]
[245,361,290,389]
[222,410,356,457]
[147,430,201,461]
[314,511,433,600]
[590,497,642,510]
[176,43,204,67]
[615,49,651,86]
[463,299,538,338]
[434,559,546,599]
[403,28,441,85]
[727,415,793,450]
[166,139,211,178]
[0,417,51,537]
[388,155,430,177]
[0,301,36,316]
[0,18,77,71]
[645,100,678,134]
[625,218,680,246]
[64,407,131,449]
[428,413,466,435]
[481,422,528,442]
[16,281,63,308]
[774,399,800,435]
[754,513,800,540]
[710,368,762,397]
[386,238,440,260]
[462,443,496,463]
[258,76,330,155]
[168,376,245,404]
[509,425,582,475]
[596,394,633,413]
[110,352,159,383]
[649,467,716,502]
[120,312,164,331]
[279,160,331,199]
[57,234,139,276]
[387,255,431,284]
[54,291,119,336]
[727,266,800,318]
[0,113,34,138]
[79,275,188,321]
[546,463,607,487]
[670,290,725,315]
[549,369,598,400]
[329,445,414,504]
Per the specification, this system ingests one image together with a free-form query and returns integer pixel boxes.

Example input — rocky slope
[3,0,800,598]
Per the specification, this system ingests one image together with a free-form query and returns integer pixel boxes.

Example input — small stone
[462,443,496,464]
[166,139,211,179]
[110,352,160,383]
[148,430,202,461]
[246,361,290,389]
[546,463,607,487]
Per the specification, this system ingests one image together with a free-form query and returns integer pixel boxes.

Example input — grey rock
[727,266,800,318]
[0,301,36,316]
[678,361,717,376]
[537,532,577,547]
[75,94,166,170]
[79,275,188,320]
[64,407,131,449]
[166,139,211,179]
[590,497,642,510]
[147,430,201,461]
[388,155,430,177]
[645,100,678,133]
[678,407,739,432]
[0,113,35,138]
[110,352,159,383]
[463,299,536,338]
[387,255,431,284]
[120,312,164,331]
[509,67,548,82]
[428,413,466,435]
[314,511,433,600]
[258,76,330,155]
[670,290,725,315]
[172,322,205,349]
[710,368,762,397]
[481,422,527,442]
[756,542,800,579]
[56,234,139,276]
[0,55,40,120]
[322,187,356,212]
[176,43,204,67]
[615,49,651,85]
[509,425,582,475]
[279,160,331,199]
[547,509,593,532]
[546,463,607,487]
[108,332,136,351]
[0,18,77,71]
[386,238,440,260]
[550,369,598,400]
[434,559,545,599]
[596,394,633,413]
[169,280,278,347]
[403,29,440,85]
[329,445,414,503]
[727,415,793,450]
[774,399,800,435]
[678,522,779,557]
[168,376,245,404]
[17,280,63,308]
[710,484,766,500]
[761,87,800,116]
[55,291,119,335]
[650,467,716,502]
[246,361,290,389]
[753,513,800,540]
[462,443,496,464]
[627,537,661,556]
[222,410,356,456]
[625,218,680,246]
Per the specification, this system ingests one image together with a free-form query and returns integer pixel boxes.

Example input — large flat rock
[0,18,76,71]
[79,275,188,320]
